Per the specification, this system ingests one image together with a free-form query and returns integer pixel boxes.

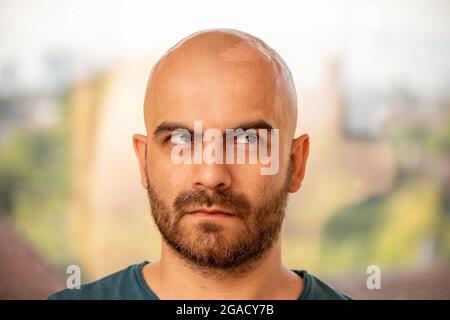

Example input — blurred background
[0,0,449,299]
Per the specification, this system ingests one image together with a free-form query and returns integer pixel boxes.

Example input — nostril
[215,182,229,191]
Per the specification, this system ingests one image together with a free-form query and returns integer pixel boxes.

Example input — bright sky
[0,0,449,93]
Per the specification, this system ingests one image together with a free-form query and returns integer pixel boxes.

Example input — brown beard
[146,171,290,278]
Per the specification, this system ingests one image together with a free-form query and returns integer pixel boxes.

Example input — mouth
[188,207,236,218]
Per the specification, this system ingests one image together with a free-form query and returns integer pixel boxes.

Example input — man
[49,29,351,300]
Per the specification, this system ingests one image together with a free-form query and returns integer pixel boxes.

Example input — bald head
[133,31,309,269]
[143,29,298,138]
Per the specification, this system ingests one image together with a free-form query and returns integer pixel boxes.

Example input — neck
[142,237,303,300]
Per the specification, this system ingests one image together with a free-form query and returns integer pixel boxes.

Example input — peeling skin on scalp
[220,39,272,63]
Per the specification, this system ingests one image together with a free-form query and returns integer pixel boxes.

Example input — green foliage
[320,104,450,274]
[0,95,72,264]
[319,196,385,273]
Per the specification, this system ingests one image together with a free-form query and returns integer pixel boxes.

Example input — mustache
[173,189,252,218]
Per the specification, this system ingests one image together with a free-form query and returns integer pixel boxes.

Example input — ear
[288,134,310,193]
[132,134,149,188]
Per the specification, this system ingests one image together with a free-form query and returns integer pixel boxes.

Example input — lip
[188,208,235,218]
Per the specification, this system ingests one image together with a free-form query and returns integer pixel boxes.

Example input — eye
[235,131,258,144]
[170,130,192,145]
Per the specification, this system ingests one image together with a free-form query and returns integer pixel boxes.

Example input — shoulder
[294,270,353,300]
[48,261,151,300]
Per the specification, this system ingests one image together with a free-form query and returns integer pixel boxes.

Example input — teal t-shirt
[48,261,352,300]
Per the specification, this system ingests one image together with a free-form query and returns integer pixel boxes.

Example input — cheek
[229,165,277,199]
[147,153,190,197]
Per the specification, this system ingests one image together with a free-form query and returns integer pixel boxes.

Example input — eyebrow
[153,121,194,137]
[153,119,274,137]
[235,120,273,131]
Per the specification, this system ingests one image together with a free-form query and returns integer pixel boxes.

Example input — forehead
[146,51,285,131]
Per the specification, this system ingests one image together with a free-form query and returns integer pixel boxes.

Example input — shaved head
[133,29,309,277]
[144,28,298,138]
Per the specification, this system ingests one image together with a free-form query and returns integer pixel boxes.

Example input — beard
[146,171,290,277]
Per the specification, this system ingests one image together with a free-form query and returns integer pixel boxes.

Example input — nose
[190,162,232,192]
